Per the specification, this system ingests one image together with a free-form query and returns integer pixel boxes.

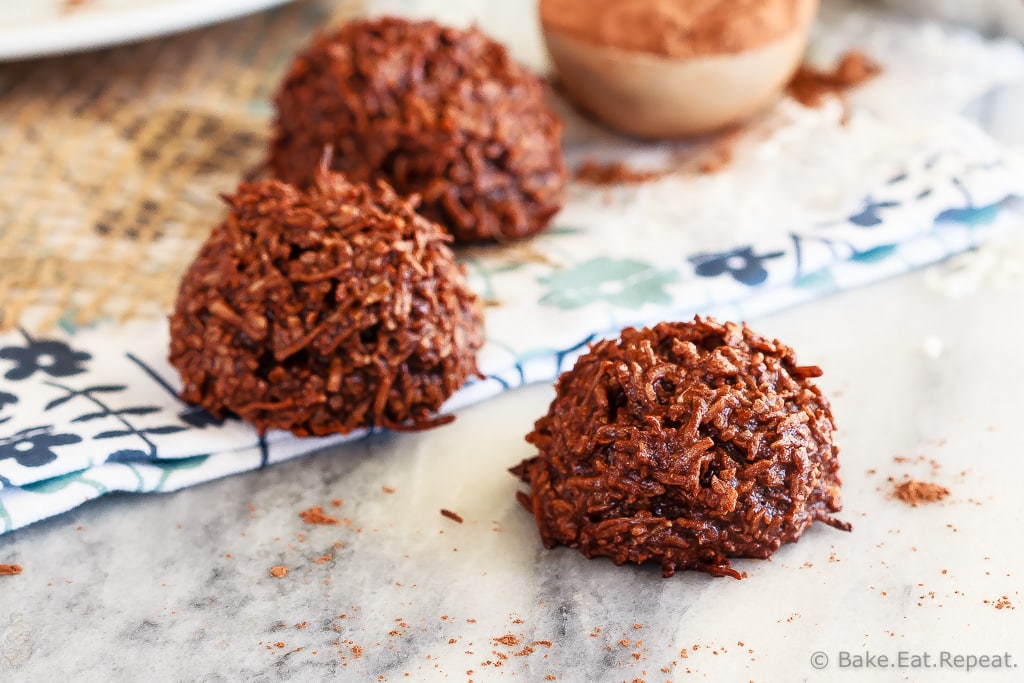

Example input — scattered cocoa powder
[493,634,521,647]
[575,161,667,185]
[0,564,22,576]
[269,565,289,578]
[299,505,340,525]
[892,481,950,507]
[540,0,809,58]
[993,596,1014,610]
[787,52,881,108]
[441,509,465,524]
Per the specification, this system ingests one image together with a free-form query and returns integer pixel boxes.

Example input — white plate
[0,0,293,61]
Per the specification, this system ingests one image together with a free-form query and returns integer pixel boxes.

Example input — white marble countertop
[3,3,1024,682]
[2,238,1023,682]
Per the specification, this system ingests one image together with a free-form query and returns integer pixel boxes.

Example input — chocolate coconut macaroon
[270,17,567,244]
[169,170,484,436]
[513,317,850,578]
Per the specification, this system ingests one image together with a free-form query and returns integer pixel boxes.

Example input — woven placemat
[0,0,360,332]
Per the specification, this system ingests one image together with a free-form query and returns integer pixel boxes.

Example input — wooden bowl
[542,0,819,138]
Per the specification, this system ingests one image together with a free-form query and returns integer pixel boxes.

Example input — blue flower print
[848,199,900,227]
[0,426,82,468]
[0,392,14,425]
[690,247,784,286]
[0,329,91,381]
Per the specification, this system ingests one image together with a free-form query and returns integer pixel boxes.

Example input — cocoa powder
[540,0,808,58]
[787,51,881,108]
[574,161,667,185]
[892,480,950,507]
[299,505,340,525]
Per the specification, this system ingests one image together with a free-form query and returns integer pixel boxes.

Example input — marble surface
[3,252,1024,682]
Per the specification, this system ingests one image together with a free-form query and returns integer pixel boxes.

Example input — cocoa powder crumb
[493,634,521,646]
[893,481,950,507]
[269,565,289,578]
[787,51,881,109]
[441,509,464,524]
[314,554,332,564]
[575,161,667,186]
[382,486,396,495]
[991,596,1015,610]
[300,505,340,525]
[0,564,23,576]
[331,498,343,507]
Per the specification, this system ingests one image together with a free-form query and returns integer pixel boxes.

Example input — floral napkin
[1,2,1023,535]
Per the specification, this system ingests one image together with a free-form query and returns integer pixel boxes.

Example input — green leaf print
[538,257,678,310]
[850,244,898,264]
[793,269,836,290]
[22,470,107,495]
[152,454,210,491]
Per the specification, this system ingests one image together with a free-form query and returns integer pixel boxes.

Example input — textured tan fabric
[0,0,361,331]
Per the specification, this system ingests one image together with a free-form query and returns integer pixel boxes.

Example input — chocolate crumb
[300,505,340,525]
[0,564,22,576]
[269,565,289,578]
[493,634,521,647]
[441,509,465,524]
[892,481,950,507]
